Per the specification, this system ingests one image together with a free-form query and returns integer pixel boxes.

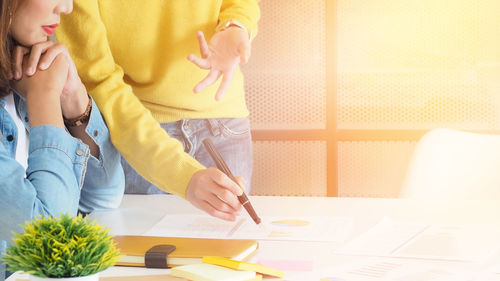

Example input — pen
[202,138,262,225]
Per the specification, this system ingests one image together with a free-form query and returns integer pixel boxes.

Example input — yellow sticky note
[202,256,285,278]
[171,263,258,281]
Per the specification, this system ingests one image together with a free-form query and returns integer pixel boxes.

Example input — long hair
[0,0,19,97]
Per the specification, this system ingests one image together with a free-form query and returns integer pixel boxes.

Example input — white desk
[8,195,500,280]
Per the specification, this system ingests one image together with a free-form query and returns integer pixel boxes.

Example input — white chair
[400,128,500,199]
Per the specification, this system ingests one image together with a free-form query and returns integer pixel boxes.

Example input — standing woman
[0,0,124,279]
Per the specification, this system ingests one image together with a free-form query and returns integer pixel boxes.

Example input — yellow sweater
[56,0,260,198]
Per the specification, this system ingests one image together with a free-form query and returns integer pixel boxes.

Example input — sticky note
[171,263,258,281]
[203,256,284,278]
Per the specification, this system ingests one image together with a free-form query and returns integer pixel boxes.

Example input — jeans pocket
[216,118,251,140]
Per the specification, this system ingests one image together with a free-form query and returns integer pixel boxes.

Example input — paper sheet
[336,218,500,262]
[319,258,473,281]
[144,214,353,242]
[467,263,500,281]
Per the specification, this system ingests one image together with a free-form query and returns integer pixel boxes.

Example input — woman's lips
[42,24,59,35]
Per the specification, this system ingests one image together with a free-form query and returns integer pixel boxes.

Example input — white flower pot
[29,272,99,281]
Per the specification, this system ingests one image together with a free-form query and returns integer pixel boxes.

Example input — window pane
[251,141,327,196]
[338,141,416,197]
[337,0,500,130]
[243,0,327,130]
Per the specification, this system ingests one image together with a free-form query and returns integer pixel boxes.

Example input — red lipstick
[42,24,59,35]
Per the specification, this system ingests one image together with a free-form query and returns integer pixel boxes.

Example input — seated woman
[0,0,124,279]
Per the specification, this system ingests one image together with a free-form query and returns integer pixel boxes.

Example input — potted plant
[2,214,120,281]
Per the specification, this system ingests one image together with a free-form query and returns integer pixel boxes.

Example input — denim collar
[1,91,30,132]
[14,92,30,132]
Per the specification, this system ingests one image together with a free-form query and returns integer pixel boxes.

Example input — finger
[38,44,68,70]
[198,200,237,221]
[196,31,210,58]
[26,41,54,75]
[187,54,211,69]
[234,176,247,193]
[12,46,29,80]
[193,69,221,93]
[238,41,251,64]
[206,191,241,213]
[215,67,236,101]
[210,184,242,211]
[52,53,69,68]
[209,167,243,196]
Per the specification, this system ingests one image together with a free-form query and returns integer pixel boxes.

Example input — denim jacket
[0,93,125,280]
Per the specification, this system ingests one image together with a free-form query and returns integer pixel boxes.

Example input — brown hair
[0,0,19,97]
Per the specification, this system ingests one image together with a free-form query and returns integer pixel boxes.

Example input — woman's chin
[32,35,50,45]
[17,35,49,48]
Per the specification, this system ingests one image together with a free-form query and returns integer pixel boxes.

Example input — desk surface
[8,195,500,280]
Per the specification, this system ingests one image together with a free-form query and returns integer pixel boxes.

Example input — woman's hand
[12,53,69,100]
[187,27,251,101]
[12,42,100,157]
[12,54,70,129]
[11,41,88,119]
[186,167,245,221]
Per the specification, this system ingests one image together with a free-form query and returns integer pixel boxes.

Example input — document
[336,218,500,262]
[474,263,500,281]
[144,214,353,242]
[319,257,473,281]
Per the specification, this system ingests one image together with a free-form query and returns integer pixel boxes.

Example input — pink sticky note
[257,259,314,272]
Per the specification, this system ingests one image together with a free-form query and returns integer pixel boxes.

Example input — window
[243,0,500,197]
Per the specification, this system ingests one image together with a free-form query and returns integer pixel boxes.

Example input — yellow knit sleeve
[219,0,261,40]
[56,0,205,199]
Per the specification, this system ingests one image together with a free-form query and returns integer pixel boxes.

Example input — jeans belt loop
[206,119,221,136]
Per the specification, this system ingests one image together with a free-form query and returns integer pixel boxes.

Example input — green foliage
[2,214,120,278]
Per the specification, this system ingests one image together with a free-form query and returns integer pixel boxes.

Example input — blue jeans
[122,118,253,194]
